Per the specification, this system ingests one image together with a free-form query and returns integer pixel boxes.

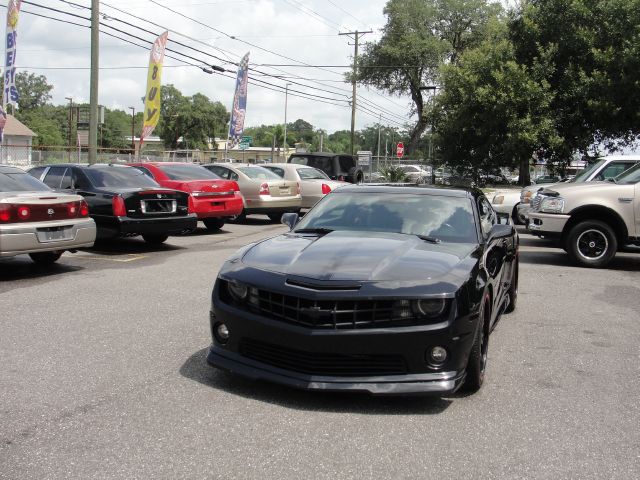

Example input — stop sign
[396,142,404,158]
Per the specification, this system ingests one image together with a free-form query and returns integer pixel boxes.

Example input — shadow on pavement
[519,249,640,271]
[0,257,84,283]
[180,347,453,415]
[88,237,186,255]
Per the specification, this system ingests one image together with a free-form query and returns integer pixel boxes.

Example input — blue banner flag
[227,52,250,149]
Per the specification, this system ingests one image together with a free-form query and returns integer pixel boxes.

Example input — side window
[478,197,496,237]
[229,171,239,181]
[598,162,630,180]
[43,166,67,189]
[338,156,354,172]
[131,166,155,178]
[72,169,90,191]
[269,167,285,178]
[59,168,73,189]
[29,166,46,180]
[208,166,228,178]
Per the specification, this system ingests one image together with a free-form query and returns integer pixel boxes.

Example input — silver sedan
[262,163,348,209]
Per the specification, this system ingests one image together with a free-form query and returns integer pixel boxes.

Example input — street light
[128,106,135,153]
[65,97,73,161]
[283,82,291,159]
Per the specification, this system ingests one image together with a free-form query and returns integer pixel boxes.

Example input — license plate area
[37,226,73,242]
[140,199,177,214]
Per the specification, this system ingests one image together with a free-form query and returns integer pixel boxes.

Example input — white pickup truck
[528,163,640,268]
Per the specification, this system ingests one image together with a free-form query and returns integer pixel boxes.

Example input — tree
[355,0,501,154]
[434,18,559,184]
[9,72,54,112]
[510,0,640,158]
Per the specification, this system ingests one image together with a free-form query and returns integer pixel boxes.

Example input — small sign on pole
[396,142,404,158]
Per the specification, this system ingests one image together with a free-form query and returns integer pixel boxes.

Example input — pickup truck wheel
[29,251,63,265]
[464,293,490,392]
[142,234,169,244]
[512,204,526,225]
[566,220,617,268]
[203,218,225,230]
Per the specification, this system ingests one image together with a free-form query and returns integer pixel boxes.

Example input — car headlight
[540,197,565,213]
[492,195,504,205]
[413,298,447,318]
[521,190,533,203]
[227,280,249,301]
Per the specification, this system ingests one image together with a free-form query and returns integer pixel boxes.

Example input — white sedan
[262,163,348,209]
[491,189,526,224]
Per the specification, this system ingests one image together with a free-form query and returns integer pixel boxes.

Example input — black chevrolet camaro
[207,185,519,396]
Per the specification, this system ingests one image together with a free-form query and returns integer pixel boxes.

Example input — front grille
[531,194,543,212]
[240,339,407,376]
[241,285,419,329]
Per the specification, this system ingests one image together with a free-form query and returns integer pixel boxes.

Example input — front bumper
[527,212,570,236]
[207,297,476,396]
[0,217,96,257]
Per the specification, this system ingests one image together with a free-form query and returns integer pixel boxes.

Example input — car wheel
[142,234,169,244]
[504,258,518,313]
[566,220,617,268]
[464,293,490,392]
[512,204,525,225]
[356,172,364,184]
[228,211,246,223]
[29,251,63,265]
[267,213,283,223]
[203,218,225,230]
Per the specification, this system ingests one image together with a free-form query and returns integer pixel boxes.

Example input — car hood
[240,230,478,282]
[541,181,634,196]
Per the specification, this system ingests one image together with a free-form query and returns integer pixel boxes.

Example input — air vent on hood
[285,278,362,291]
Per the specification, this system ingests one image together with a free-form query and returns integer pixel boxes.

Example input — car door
[41,166,68,190]
[478,196,509,320]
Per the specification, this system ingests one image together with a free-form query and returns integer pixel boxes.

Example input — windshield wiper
[294,227,334,235]
[417,234,441,244]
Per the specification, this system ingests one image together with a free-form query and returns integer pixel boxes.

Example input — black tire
[566,220,617,268]
[29,251,63,265]
[142,234,169,244]
[267,213,283,223]
[203,218,225,230]
[511,204,526,225]
[505,257,518,313]
[356,172,364,184]
[464,293,490,392]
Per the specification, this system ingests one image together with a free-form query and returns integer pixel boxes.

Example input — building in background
[0,115,36,167]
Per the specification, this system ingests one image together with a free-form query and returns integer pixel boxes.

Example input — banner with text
[1,0,22,141]
[227,52,250,149]
[140,31,169,145]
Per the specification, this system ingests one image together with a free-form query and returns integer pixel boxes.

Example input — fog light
[215,323,230,343]
[429,346,447,364]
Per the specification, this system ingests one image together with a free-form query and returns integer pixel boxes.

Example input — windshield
[295,192,478,243]
[297,167,329,180]
[570,159,605,183]
[237,166,282,180]
[0,170,51,192]
[615,162,640,184]
[84,167,160,188]
[158,164,221,180]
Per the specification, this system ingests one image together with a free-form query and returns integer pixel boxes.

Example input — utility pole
[376,113,381,161]
[283,82,291,159]
[339,30,372,155]
[89,0,99,164]
[319,132,323,152]
[129,107,135,153]
[65,97,73,161]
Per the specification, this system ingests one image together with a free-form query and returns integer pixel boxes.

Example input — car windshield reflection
[295,192,478,244]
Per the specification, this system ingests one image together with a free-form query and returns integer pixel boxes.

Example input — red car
[128,162,243,230]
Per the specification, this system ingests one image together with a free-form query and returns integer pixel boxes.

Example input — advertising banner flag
[140,31,169,145]
[227,52,250,149]
[1,0,22,141]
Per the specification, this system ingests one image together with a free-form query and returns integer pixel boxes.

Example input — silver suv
[518,155,640,220]
[527,163,640,268]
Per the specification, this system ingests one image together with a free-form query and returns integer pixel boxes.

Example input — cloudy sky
[7,0,414,134]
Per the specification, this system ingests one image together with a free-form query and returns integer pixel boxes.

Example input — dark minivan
[288,152,363,184]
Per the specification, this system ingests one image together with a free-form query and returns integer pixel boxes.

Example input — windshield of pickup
[570,159,605,183]
[615,163,640,185]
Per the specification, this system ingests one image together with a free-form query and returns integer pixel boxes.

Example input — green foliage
[378,164,408,182]
[356,0,502,153]
[0,72,54,112]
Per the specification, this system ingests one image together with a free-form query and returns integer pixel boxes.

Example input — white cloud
[9,0,414,134]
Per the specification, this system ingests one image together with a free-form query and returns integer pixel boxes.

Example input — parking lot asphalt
[1,220,639,479]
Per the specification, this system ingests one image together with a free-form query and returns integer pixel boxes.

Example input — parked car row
[2,160,347,265]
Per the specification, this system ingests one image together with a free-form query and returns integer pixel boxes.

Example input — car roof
[129,162,199,166]
[334,184,482,198]
[289,152,348,158]
[34,163,131,169]
[0,165,28,174]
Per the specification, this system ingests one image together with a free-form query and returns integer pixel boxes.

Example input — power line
[278,0,343,32]
[324,0,369,29]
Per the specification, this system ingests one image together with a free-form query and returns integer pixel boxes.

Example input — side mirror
[281,212,299,230]
[496,212,510,225]
[487,224,514,243]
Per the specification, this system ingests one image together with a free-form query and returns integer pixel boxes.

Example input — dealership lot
[1,221,639,479]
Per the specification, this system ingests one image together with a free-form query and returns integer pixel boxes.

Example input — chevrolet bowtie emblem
[47,208,54,216]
